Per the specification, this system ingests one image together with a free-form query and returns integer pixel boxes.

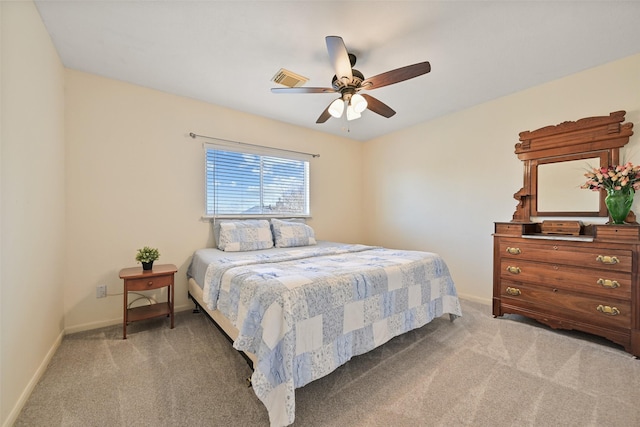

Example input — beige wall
[363,53,640,303]
[63,69,364,332]
[1,2,66,426]
[4,2,640,424]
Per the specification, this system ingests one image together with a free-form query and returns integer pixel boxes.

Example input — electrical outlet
[96,284,107,298]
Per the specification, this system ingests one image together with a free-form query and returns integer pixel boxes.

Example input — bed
[186,219,462,426]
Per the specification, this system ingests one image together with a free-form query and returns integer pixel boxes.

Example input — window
[205,146,310,217]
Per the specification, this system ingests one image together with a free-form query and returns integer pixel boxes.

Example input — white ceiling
[34,1,640,142]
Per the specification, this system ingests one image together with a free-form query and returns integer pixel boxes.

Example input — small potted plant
[135,246,160,271]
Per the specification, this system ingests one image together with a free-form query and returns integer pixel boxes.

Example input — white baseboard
[456,292,491,306]
[2,329,64,427]
[64,303,194,335]
[64,316,122,334]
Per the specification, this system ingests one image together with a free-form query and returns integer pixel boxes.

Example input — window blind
[205,147,310,217]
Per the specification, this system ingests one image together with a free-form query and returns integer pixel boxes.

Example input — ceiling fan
[271,36,431,124]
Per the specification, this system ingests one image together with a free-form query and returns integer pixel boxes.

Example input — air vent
[272,68,309,88]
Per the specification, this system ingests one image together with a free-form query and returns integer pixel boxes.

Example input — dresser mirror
[532,152,606,216]
[511,111,634,222]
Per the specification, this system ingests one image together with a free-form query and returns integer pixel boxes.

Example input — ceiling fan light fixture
[271,36,430,125]
[351,93,367,113]
[328,98,345,118]
[346,104,361,121]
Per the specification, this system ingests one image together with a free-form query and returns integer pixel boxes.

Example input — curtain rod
[189,132,320,158]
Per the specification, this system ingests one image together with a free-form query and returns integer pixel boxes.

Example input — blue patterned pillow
[271,218,317,248]
[218,220,274,252]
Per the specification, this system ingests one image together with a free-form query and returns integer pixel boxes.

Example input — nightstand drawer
[125,274,173,291]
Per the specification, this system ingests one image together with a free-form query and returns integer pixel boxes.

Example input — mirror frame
[531,151,608,217]
[512,111,634,222]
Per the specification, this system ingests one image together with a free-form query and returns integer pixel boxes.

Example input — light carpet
[15,299,639,426]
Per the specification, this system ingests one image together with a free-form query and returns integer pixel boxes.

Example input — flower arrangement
[581,162,640,193]
[135,246,160,263]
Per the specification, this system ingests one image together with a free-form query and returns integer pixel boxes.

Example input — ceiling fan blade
[271,87,336,94]
[361,61,431,90]
[316,104,332,123]
[326,36,353,83]
[361,94,396,118]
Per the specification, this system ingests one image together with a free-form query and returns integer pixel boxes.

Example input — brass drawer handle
[147,281,153,286]
[506,287,521,296]
[596,278,620,289]
[596,305,620,316]
[506,247,521,255]
[596,255,619,265]
[506,266,521,274]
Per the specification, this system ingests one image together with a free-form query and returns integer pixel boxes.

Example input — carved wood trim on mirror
[512,110,634,222]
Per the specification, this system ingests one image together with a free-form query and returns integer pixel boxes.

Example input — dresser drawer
[498,238,632,273]
[500,258,631,299]
[125,273,173,291]
[500,281,631,329]
[595,224,640,242]
[494,222,538,236]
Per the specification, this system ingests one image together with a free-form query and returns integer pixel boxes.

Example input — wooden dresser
[493,222,640,357]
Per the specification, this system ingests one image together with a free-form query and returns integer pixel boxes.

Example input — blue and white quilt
[201,243,462,426]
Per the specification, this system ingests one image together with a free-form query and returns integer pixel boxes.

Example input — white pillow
[217,220,274,252]
[271,218,317,248]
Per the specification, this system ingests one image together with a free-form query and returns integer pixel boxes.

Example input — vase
[142,261,154,271]
[605,188,634,224]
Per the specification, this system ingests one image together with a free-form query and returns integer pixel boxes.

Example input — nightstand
[119,263,178,339]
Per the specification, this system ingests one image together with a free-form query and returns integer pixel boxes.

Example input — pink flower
[582,162,640,193]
